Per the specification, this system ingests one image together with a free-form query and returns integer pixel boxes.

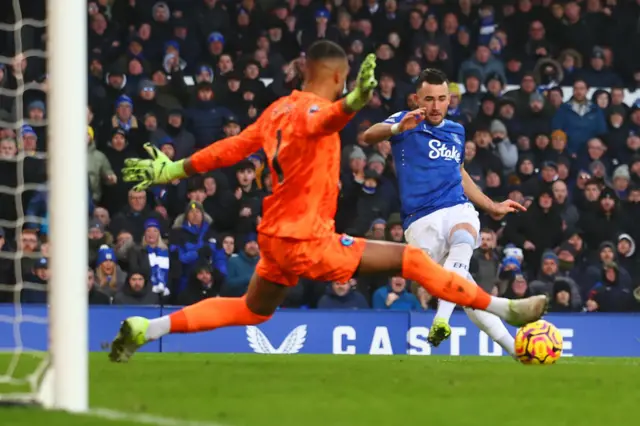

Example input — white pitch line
[87,408,231,426]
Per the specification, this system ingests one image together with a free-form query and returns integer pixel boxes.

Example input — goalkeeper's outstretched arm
[187,122,263,174]
[122,122,264,191]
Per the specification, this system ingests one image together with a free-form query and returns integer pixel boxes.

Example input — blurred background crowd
[1,0,640,312]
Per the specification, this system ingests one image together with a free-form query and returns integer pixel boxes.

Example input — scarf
[147,245,170,296]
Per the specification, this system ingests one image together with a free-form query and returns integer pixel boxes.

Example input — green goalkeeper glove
[122,143,188,191]
[344,53,378,112]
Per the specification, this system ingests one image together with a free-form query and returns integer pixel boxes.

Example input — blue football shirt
[385,111,468,229]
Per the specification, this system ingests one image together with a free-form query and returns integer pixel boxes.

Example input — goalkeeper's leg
[109,272,287,362]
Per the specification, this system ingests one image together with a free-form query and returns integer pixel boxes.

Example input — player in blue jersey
[363,69,526,356]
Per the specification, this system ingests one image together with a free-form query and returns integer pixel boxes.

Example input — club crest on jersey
[308,105,319,114]
[428,139,461,162]
[340,235,355,247]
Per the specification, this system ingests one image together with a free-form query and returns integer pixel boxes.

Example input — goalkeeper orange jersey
[190,90,355,240]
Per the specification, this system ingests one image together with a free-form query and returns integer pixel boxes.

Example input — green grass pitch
[1,353,638,426]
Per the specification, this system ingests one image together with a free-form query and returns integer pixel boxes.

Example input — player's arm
[302,99,360,137]
[187,121,263,174]
[460,164,527,216]
[362,108,426,145]
[122,121,263,191]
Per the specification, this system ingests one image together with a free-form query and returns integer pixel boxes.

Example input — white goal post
[47,0,88,412]
[0,0,88,411]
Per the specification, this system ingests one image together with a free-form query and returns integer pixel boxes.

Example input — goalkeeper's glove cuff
[344,89,367,112]
[164,159,188,181]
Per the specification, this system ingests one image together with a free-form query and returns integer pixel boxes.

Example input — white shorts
[404,203,480,264]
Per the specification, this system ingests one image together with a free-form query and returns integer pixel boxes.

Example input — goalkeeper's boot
[505,295,549,327]
[109,316,150,363]
[427,318,451,347]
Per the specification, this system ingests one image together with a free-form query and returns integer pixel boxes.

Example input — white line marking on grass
[88,408,230,426]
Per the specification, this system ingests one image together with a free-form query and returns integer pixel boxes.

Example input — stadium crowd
[1,0,640,313]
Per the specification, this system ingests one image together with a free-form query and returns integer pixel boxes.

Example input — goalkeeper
[110,41,546,362]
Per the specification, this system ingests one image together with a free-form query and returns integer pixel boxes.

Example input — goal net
[0,0,88,411]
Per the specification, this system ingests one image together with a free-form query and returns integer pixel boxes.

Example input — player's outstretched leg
[357,240,547,326]
[464,305,516,358]
[109,273,287,362]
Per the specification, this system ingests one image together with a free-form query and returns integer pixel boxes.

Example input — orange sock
[169,296,271,333]
[401,245,491,310]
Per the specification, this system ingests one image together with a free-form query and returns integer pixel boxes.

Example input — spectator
[548,280,578,312]
[578,187,625,254]
[169,201,217,296]
[177,263,222,306]
[88,267,111,305]
[109,189,164,242]
[113,271,159,305]
[87,125,117,204]
[585,262,635,312]
[127,218,170,298]
[551,79,607,155]
[552,179,579,231]
[222,233,260,297]
[502,273,531,300]
[470,228,500,291]
[95,245,126,297]
[317,280,369,310]
[529,251,582,309]
[372,277,421,311]
[616,233,639,283]
[88,219,113,267]
[504,188,564,272]
[21,257,48,304]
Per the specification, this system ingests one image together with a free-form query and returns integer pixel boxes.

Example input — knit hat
[448,83,461,96]
[370,218,386,230]
[184,201,204,215]
[208,32,225,44]
[349,146,366,161]
[490,119,507,134]
[612,164,630,181]
[368,153,386,166]
[599,186,617,201]
[551,129,567,141]
[34,257,48,270]
[557,242,577,258]
[542,250,559,264]
[243,232,257,246]
[500,256,521,273]
[28,100,45,113]
[115,95,133,108]
[88,219,103,232]
[530,92,544,104]
[144,218,161,230]
[139,79,155,92]
[387,212,402,227]
[503,244,523,259]
[599,241,615,252]
[96,245,116,267]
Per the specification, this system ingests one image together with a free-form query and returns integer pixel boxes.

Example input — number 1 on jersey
[272,129,285,182]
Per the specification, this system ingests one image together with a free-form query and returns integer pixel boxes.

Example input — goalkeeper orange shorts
[255,233,367,287]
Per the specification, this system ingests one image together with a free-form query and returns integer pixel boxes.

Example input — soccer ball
[514,320,563,365]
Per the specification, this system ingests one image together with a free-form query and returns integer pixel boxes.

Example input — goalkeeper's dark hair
[415,68,449,89]
[306,40,348,62]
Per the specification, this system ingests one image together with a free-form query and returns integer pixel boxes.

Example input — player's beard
[426,115,444,126]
